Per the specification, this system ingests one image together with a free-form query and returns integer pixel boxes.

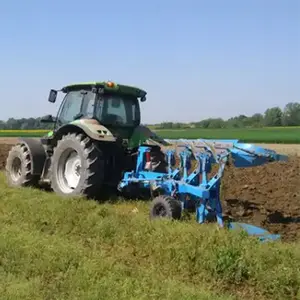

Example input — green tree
[226,115,248,128]
[194,118,225,129]
[207,118,226,129]
[282,102,300,126]
[263,107,282,126]
[249,113,264,127]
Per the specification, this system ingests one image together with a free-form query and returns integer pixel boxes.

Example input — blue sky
[1,0,299,124]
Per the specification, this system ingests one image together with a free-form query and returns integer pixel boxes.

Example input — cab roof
[61,81,147,98]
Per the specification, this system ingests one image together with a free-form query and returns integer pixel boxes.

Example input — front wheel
[50,133,105,198]
[149,195,182,220]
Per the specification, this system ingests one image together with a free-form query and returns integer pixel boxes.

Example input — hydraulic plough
[118,139,288,242]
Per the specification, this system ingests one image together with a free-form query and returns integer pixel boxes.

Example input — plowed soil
[221,156,300,241]
[0,139,300,241]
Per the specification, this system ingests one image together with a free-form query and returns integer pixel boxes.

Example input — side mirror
[48,89,58,103]
[140,95,146,102]
[41,114,56,123]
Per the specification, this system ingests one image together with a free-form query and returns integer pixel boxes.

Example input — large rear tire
[5,143,39,187]
[50,133,105,198]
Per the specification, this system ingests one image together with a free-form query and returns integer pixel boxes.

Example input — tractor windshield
[94,93,140,127]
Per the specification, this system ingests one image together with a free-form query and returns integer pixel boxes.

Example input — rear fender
[18,138,47,175]
[129,125,171,149]
[54,119,117,142]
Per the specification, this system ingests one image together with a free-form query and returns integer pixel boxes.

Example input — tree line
[156,102,300,129]
[0,117,53,130]
[0,102,299,130]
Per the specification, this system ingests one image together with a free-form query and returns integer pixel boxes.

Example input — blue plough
[118,139,288,242]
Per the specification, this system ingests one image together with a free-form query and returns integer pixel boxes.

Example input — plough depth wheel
[150,195,182,220]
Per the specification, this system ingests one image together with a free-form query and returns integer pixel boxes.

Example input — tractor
[5,81,169,198]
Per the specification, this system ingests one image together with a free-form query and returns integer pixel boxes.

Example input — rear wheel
[150,195,182,220]
[50,133,105,198]
[5,143,39,187]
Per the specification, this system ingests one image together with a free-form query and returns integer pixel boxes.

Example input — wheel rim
[56,148,82,193]
[153,203,167,217]
[10,157,22,182]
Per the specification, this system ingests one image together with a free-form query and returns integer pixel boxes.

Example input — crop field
[0,137,300,299]
[155,127,300,143]
[0,130,49,137]
[2,126,300,143]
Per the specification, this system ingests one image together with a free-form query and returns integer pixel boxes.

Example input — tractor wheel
[50,133,105,198]
[5,143,39,187]
[150,195,182,220]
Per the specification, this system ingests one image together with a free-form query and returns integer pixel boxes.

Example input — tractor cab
[42,81,147,140]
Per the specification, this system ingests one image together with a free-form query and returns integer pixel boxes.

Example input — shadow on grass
[38,182,152,204]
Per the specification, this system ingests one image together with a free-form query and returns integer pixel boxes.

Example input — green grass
[0,173,300,300]
[1,127,300,143]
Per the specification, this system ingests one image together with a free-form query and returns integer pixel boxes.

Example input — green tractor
[5,81,169,198]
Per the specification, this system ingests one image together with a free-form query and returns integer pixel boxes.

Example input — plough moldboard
[118,138,289,242]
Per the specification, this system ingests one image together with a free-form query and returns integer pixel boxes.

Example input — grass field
[0,173,299,300]
[1,127,300,143]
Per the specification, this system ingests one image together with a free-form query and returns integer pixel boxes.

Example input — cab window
[95,94,139,126]
[58,91,95,124]
[58,91,83,124]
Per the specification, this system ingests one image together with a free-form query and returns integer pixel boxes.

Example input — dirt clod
[0,142,299,241]
[0,144,12,169]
